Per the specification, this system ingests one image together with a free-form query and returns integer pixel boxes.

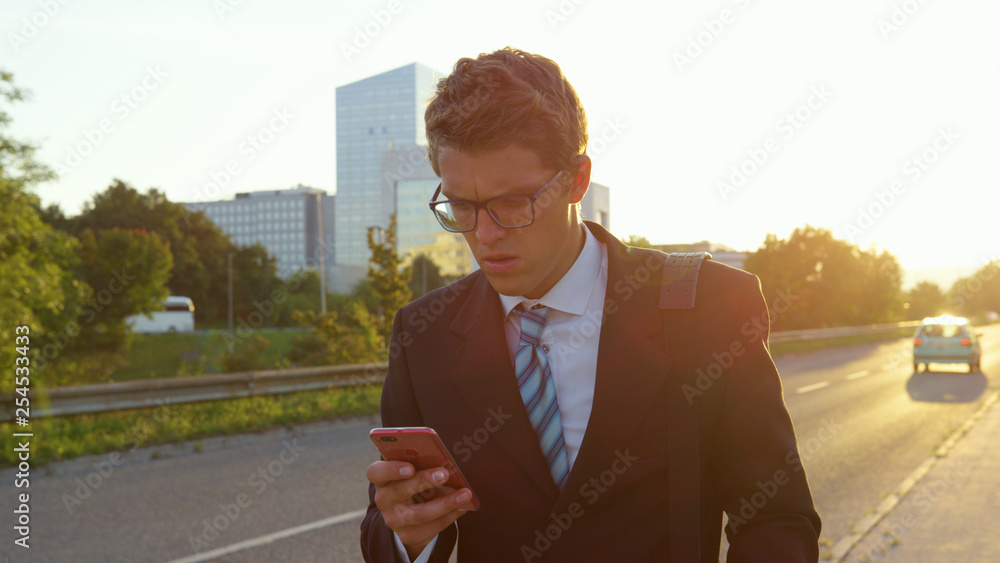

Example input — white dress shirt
[396,225,609,563]
[497,225,608,469]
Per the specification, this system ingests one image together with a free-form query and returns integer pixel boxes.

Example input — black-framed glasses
[428,170,564,233]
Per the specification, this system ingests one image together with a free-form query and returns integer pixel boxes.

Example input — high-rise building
[383,145,474,278]
[334,63,442,289]
[183,185,334,278]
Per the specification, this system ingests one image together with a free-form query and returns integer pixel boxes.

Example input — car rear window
[918,324,966,338]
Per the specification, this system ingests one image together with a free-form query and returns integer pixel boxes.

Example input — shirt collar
[499,225,603,318]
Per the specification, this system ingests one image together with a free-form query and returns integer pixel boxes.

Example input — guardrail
[768,321,921,344]
[1,321,922,422]
[1,363,387,422]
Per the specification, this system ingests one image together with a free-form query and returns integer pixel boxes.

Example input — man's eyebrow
[442,183,539,201]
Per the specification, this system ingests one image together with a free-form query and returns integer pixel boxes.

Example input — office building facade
[383,145,474,278]
[183,185,335,278]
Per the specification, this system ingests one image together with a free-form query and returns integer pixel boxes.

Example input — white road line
[846,370,871,380]
[166,508,367,563]
[796,381,831,394]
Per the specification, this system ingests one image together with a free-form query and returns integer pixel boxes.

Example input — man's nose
[474,208,506,245]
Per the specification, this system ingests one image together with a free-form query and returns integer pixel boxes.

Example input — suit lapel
[558,225,673,503]
[447,272,559,498]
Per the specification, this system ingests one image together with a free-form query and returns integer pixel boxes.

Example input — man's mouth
[481,254,519,274]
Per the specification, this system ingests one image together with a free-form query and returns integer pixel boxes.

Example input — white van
[127,296,195,333]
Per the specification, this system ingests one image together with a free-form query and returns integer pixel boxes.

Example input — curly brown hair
[425,47,588,175]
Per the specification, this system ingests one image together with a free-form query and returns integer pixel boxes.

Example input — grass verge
[0,384,380,469]
[770,328,915,357]
[112,330,300,381]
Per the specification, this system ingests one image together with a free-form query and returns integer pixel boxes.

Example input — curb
[830,389,1000,561]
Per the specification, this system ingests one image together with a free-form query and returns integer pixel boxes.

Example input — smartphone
[370,427,480,510]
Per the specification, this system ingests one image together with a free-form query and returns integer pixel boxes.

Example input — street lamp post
[227,252,234,337]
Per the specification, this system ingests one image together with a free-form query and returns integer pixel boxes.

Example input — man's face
[437,143,589,299]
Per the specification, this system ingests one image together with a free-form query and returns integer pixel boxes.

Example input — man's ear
[568,154,592,204]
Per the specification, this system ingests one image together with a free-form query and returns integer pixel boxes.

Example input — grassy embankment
[1,330,381,468]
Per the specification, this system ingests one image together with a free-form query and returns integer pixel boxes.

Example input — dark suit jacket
[361,222,821,562]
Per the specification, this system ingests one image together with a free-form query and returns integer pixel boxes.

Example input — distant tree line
[742,225,995,330]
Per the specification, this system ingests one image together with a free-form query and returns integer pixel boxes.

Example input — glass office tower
[335,63,440,271]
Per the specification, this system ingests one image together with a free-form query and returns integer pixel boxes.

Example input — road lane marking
[796,381,831,394]
[846,370,871,380]
[166,508,367,563]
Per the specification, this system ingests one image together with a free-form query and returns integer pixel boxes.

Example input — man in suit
[361,47,821,562]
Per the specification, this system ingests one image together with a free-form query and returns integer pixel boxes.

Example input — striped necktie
[514,305,570,490]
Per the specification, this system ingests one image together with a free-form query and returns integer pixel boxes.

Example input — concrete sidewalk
[840,390,1000,562]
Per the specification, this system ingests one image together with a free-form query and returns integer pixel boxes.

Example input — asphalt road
[2,324,997,562]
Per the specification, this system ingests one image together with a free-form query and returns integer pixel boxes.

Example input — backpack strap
[659,252,711,310]
[659,251,710,561]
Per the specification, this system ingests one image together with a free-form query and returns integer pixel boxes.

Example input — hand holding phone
[370,427,480,510]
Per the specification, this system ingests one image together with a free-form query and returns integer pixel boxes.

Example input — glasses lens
[433,201,476,232]
[488,197,533,228]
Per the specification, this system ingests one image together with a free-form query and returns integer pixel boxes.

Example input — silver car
[913,316,982,372]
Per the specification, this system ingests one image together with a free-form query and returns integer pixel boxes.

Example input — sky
[3,0,999,289]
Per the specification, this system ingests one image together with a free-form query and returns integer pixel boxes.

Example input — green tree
[743,225,904,330]
[231,242,282,325]
[0,72,88,386]
[75,227,173,350]
[272,267,324,326]
[905,281,947,320]
[949,261,1000,318]
[220,334,271,373]
[286,302,383,366]
[406,254,446,298]
[59,180,283,326]
[367,216,412,341]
